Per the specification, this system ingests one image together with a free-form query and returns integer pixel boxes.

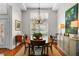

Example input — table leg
[32,46,35,55]
[41,46,43,55]
[29,45,30,56]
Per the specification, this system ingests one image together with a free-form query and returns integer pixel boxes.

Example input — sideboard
[57,34,79,56]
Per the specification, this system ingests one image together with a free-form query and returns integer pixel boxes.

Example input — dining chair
[29,40,45,56]
[42,41,53,55]
[42,35,54,55]
[24,36,32,55]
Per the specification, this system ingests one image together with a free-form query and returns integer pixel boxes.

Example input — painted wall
[0,4,7,14]
[57,3,76,34]
[22,8,57,37]
[0,4,22,49]
[11,4,22,49]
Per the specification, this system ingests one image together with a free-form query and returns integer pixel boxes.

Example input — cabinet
[69,38,76,56]
[63,36,70,55]
[57,34,61,47]
[60,36,64,50]
[58,35,79,56]
[57,35,64,52]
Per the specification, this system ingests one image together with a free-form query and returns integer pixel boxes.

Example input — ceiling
[16,3,60,11]
[25,3,57,8]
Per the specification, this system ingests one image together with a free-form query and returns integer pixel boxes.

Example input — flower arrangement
[33,32,42,40]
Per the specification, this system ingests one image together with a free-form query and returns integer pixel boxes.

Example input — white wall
[11,4,22,49]
[57,3,76,34]
[0,4,7,14]
[22,8,57,37]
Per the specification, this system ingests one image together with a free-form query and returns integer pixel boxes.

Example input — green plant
[33,32,42,39]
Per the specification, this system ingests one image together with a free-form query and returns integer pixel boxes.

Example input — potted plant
[33,32,42,40]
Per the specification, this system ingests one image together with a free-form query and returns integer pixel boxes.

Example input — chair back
[31,40,45,46]
[15,35,22,42]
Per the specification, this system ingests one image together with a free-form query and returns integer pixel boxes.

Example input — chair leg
[50,45,53,53]
[44,46,45,55]
[24,47,27,54]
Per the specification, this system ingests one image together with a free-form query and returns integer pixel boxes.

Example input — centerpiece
[33,32,42,40]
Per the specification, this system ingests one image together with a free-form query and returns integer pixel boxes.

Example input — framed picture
[15,20,21,31]
[65,4,78,34]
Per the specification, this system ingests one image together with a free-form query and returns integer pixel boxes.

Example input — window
[30,12,48,43]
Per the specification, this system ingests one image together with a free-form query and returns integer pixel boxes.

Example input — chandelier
[36,3,41,24]
[32,3,46,25]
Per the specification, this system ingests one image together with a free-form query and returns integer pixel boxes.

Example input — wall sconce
[58,23,65,35]
[58,24,64,29]
[60,24,65,29]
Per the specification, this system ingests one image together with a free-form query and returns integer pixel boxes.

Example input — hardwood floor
[48,45,61,56]
[0,44,24,56]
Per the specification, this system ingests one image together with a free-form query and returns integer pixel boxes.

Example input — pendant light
[37,3,41,24]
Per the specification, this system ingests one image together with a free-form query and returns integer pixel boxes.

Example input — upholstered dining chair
[15,35,23,45]
[24,35,31,55]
